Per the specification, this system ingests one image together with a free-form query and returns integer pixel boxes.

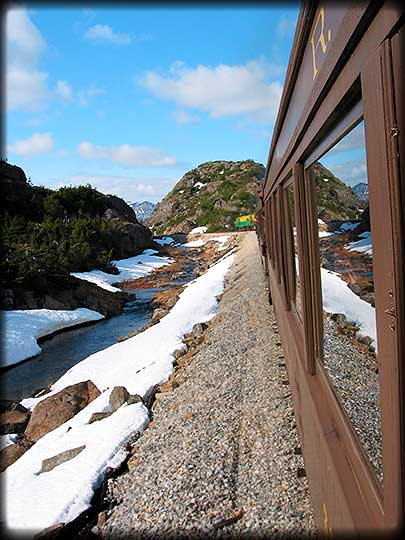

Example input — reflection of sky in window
[319,121,367,187]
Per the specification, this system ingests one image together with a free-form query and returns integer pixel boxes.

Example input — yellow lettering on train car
[322,503,332,538]
[311,7,332,80]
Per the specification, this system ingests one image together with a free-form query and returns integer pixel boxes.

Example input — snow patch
[182,239,205,248]
[321,267,377,347]
[1,434,18,450]
[190,226,208,234]
[5,253,235,534]
[71,250,173,292]
[193,182,207,190]
[346,232,372,255]
[1,308,104,368]
[154,236,174,246]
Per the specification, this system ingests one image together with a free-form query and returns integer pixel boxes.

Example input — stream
[1,257,198,403]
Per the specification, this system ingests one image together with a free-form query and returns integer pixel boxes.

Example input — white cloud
[61,174,175,202]
[77,142,177,167]
[8,132,54,157]
[172,110,199,124]
[56,80,73,101]
[84,24,132,45]
[78,86,106,106]
[6,7,50,111]
[140,60,283,123]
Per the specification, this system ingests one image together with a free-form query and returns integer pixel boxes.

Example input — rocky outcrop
[24,381,101,442]
[5,274,129,316]
[313,162,365,221]
[147,160,264,234]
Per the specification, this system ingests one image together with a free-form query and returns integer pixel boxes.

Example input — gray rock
[152,308,168,321]
[88,412,112,424]
[191,322,208,337]
[127,394,144,406]
[39,445,86,474]
[109,386,130,412]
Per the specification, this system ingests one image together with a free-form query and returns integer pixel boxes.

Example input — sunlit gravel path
[102,231,316,539]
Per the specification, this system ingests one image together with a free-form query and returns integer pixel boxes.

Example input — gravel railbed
[102,232,316,539]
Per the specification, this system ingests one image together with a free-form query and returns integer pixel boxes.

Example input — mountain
[0,160,153,312]
[128,201,156,222]
[352,182,369,202]
[313,162,365,221]
[147,160,265,234]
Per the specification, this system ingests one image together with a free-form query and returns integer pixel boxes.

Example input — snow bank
[210,235,230,251]
[321,267,377,346]
[346,231,372,255]
[154,236,175,246]
[183,239,205,248]
[189,226,207,234]
[71,250,173,292]
[5,252,235,535]
[1,308,104,368]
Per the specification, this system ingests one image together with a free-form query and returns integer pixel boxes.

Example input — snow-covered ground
[321,267,377,347]
[4,252,235,535]
[189,226,208,234]
[346,231,372,255]
[154,236,175,246]
[71,250,173,292]
[182,239,206,248]
[1,308,104,369]
[209,236,230,251]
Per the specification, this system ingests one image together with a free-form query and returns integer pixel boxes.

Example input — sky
[5,3,300,203]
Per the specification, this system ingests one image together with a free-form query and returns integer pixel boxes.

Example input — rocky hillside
[147,160,265,234]
[128,201,156,222]
[352,182,369,202]
[313,162,365,221]
[0,161,152,313]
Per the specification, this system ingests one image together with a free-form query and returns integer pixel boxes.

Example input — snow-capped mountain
[127,201,156,222]
[352,182,369,202]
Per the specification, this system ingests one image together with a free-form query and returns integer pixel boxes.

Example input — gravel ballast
[102,231,316,539]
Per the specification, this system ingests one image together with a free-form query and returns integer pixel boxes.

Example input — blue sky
[6,4,301,202]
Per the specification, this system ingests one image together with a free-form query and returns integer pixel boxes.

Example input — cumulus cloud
[6,6,50,111]
[7,132,54,157]
[84,24,132,45]
[61,174,176,202]
[77,142,177,167]
[140,60,283,123]
[56,80,73,101]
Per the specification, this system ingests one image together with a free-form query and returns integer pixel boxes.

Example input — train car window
[271,195,280,281]
[308,119,383,484]
[285,181,302,315]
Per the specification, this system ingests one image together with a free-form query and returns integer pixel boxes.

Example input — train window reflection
[286,184,302,314]
[311,120,383,484]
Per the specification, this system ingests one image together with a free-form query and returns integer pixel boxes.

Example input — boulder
[24,381,101,442]
[39,445,86,474]
[88,411,112,424]
[191,322,208,337]
[34,523,65,539]
[152,307,168,321]
[127,394,143,406]
[0,406,30,434]
[0,438,34,472]
[109,386,130,412]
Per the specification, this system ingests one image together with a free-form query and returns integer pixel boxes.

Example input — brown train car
[261,1,404,537]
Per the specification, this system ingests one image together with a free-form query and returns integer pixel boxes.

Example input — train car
[261,1,404,537]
